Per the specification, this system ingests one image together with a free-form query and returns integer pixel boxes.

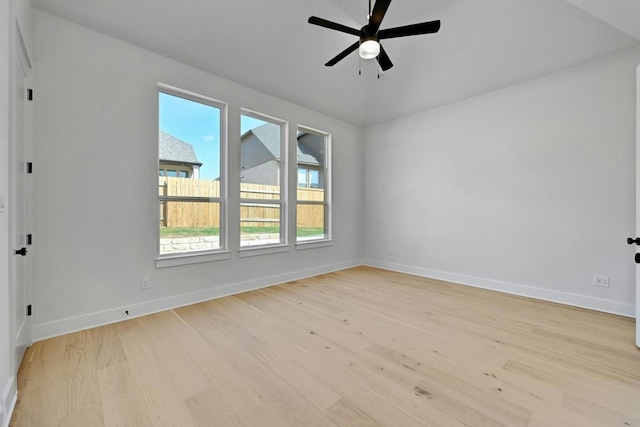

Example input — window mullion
[160,196,221,203]
[240,198,282,205]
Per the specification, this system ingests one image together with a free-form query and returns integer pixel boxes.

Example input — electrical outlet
[142,277,150,289]
[593,275,609,287]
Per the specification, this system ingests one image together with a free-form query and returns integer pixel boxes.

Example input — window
[296,126,330,242]
[240,110,287,247]
[159,167,191,178]
[158,85,226,257]
[297,167,320,188]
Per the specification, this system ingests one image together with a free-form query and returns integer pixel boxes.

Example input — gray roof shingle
[159,131,202,165]
[243,124,320,166]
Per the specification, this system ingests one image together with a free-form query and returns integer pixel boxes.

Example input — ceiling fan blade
[325,41,360,67]
[378,20,441,39]
[377,45,393,71]
[308,16,361,37]
[368,0,392,33]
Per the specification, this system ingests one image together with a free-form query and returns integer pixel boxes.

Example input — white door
[10,30,32,368]
[636,65,640,348]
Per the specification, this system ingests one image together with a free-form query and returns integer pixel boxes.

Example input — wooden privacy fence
[159,177,221,228]
[160,177,324,228]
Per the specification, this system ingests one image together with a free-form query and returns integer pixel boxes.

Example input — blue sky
[159,92,265,180]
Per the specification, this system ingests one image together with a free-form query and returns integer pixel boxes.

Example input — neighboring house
[241,124,324,188]
[159,131,202,178]
[297,131,325,189]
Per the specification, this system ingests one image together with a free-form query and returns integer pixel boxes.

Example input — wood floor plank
[114,319,199,426]
[119,311,212,400]
[229,320,432,424]
[10,339,66,427]
[184,388,247,427]
[187,297,354,426]
[10,266,640,426]
[324,397,381,427]
[97,362,155,427]
[93,324,128,371]
[236,289,478,425]
[366,343,532,427]
[303,271,640,395]
[60,330,105,424]
[176,301,333,426]
[502,357,640,418]
[561,392,640,426]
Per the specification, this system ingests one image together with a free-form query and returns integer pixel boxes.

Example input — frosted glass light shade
[359,40,380,59]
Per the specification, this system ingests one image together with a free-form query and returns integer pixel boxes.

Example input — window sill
[238,244,291,258]
[295,239,333,250]
[156,250,231,268]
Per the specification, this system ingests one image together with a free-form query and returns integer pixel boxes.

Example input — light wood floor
[10,266,640,426]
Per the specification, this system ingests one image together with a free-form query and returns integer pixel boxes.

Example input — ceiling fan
[308,0,441,72]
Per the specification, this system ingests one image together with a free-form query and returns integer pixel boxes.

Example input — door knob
[627,237,640,245]
[636,253,640,264]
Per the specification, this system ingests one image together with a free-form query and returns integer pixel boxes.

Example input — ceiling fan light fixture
[359,39,380,59]
[308,0,441,71]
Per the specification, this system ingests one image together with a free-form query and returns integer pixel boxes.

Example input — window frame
[239,109,289,252]
[156,83,229,267]
[296,125,332,247]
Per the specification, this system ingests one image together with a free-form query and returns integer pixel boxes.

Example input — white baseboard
[1,376,17,427]
[364,259,635,318]
[32,259,363,342]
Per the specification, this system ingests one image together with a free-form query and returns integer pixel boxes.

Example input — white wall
[31,10,364,340]
[364,48,640,316]
[564,0,640,41]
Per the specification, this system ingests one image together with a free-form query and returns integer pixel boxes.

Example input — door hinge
[27,234,33,245]
[27,88,33,101]
[27,162,33,174]
[27,305,32,316]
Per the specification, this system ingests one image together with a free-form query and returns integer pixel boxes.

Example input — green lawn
[160,226,324,238]
[160,227,219,238]
[296,227,326,237]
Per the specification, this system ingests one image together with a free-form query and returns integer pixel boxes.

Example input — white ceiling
[30,0,640,126]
